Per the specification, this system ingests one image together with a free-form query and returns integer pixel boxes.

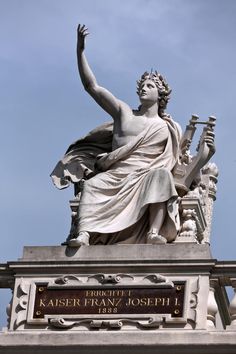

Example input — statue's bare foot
[69,232,90,247]
[147,229,167,244]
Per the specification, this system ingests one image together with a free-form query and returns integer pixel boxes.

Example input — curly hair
[137,71,171,118]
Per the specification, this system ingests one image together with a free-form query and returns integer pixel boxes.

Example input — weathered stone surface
[1,330,236,354]
[20,244,212,262]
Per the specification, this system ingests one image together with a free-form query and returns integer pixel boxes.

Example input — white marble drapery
[51,116,181,244]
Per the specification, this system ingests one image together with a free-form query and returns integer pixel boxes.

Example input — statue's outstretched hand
[77,24,89,51]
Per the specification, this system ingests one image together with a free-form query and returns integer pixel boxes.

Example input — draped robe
[51,115,181,244]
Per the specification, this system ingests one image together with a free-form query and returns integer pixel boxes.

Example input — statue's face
[138,79,158,104]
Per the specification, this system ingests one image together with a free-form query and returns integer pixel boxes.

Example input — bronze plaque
[33,283,185,318]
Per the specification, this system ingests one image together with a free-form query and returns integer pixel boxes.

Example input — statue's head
[137,71,171,116]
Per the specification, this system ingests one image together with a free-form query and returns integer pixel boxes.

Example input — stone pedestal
[1,244,236,354]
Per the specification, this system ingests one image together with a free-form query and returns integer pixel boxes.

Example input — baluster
[207,281,218,328]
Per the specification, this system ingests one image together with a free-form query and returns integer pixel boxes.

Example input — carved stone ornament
[53,273,174,288]
[48,316,163,330]
[13,279,30,330]
[176,160,218,245]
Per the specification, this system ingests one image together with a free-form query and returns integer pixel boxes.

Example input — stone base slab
[20,244,212,262]
[0,330,236,354]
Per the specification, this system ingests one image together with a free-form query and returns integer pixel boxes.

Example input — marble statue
[51,25,215,247]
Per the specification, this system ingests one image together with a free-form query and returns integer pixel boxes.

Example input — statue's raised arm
[77,24,121,119]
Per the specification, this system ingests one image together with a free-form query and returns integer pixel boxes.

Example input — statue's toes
[68,232,90,247]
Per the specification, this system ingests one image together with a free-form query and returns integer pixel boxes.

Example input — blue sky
[1,0,236,327]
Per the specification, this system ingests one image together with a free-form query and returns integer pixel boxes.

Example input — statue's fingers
[203,137,214,145]
[206,131,215,137]
[81,27,89,33]
[80,24,86,31]
[82,30,89,37]
[205,136,214,144]
[205,141,215,148]
[204,134,214,139]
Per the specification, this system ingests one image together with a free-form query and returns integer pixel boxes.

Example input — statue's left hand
[204,130,215,154]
